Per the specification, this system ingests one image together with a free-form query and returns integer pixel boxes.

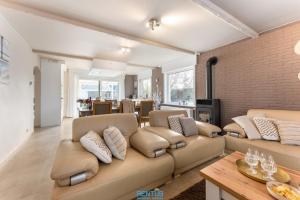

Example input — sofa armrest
[130,128,169,158]
[195,121,221,137]
[144,127,186,149]
[51,140,99,187]
[223,123,246,138]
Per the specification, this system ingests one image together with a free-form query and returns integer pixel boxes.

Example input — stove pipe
[206,56,218,99]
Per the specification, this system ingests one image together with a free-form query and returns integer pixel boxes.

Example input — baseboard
[0,130,32,169]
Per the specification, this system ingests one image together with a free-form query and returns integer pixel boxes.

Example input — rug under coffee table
[200,151,300,200]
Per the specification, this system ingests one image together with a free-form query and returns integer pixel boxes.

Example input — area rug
[170,180,205,200]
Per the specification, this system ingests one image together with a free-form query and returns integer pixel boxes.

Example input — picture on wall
[0,35,9,84]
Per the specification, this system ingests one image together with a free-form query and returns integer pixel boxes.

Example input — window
[78,80,99,99]
[100,81,119,100]
[166,68,195,106]
[139,78,151,98]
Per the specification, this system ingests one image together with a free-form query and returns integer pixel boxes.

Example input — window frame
[164,66,195,106]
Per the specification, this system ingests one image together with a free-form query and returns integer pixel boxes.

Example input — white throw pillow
[80,130,112,163]
[253,117,279,141]
[103,126,127,160]
[168,114,185,134]
[232,115,261,140]
[276,120,300,146]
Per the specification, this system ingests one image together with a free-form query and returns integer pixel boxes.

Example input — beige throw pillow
[179,117,198,136]
[276,120,300,146]
[80,131,112,164]
[103,126,127,160]
[253,117,279,141]
[232,115,261,140]
[168,114,185,134]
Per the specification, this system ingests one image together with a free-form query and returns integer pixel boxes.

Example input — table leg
[206,180,221,200]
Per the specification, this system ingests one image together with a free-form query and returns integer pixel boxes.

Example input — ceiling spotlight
[146,18,160,31]
[121,47,131,54]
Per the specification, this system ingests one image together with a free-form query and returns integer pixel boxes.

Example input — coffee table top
[200,151,300,200]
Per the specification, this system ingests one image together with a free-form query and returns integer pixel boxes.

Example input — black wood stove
[196,57,221,127]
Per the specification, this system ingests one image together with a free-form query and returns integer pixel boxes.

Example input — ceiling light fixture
[146,18,160,31]
[121,47,131,54]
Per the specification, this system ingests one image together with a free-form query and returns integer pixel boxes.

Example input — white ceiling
[211,0,300,33]
[1,0,300,76]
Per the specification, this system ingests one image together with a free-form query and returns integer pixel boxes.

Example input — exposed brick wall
[196,22,300,127]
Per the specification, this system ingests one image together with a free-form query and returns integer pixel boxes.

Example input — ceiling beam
[0,0,195,55]
[32,49,156,69]
[192,0,259,38]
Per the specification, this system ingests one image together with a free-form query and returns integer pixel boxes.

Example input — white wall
[0,14,38,164]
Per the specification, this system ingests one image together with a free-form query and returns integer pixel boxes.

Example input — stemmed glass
[245,148,259,175]
[261,155,277,181]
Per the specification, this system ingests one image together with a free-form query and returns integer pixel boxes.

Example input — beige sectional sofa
[145,110,225,175]
[51,111,225,200]
[224,109,300,171]
[51,114,174,200]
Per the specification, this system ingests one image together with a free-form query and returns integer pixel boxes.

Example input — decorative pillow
[232,116,261,140]
[253,117,279,141]
[179,117,198,136]
[168,114,185,134]
[276,120,300,146]
[223,123,246,138]
[80,131,112,163]
[103,126,127,160]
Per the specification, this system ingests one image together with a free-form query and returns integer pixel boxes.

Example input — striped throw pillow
[276,120,300,146]
[168,114,185,134]
[80,130,112,163]
[103,126,127,160]
[253,117,279,141]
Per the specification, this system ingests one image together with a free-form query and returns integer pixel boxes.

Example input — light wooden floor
[0,118,219,200]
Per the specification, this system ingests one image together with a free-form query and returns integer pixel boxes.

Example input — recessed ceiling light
[146,18,160,31]
[121,47,131,54]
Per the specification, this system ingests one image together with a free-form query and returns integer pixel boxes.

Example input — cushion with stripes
[253,117,279,141]
[103,126,127,160]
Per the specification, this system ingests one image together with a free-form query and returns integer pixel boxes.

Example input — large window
[139,78,151,98]
[100,81,119,100]
[166,68,195,106]
[78,80,99,99]
[78,80,120,100]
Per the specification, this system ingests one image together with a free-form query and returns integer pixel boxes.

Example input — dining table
[78,105,140,117]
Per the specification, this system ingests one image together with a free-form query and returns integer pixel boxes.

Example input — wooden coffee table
[200,151,300,200]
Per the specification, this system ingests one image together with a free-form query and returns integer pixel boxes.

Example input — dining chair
[120,99,135,113]
[138,100,154,127]
[92,101,112,115]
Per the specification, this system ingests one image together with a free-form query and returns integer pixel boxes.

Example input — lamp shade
[295,40,300,55]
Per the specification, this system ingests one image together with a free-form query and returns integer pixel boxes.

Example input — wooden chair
[120,99,135,113]
[92,101,112,115]
[105,99,118,107]
[138,100,154,127]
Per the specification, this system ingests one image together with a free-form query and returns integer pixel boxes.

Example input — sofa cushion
[232,115,261,140]
[253,117,279,141]
[225,135,300,171]
[130,128,169,158]
[144,126,186,149]
[167,135,225,174]
[52,148,174,200]
[51,140,99,187]
[72,113,138,145]
[168,114,184,134]
[276,120,300,146]
[103,126,127,160]
[195,121,221,137]
[179,117,198,136]
[223,123,246,138]
[149,110,188,128]
[80,131,112,164]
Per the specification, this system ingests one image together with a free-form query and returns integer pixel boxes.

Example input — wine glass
[245,149,259,174]
[261,158,277,181]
